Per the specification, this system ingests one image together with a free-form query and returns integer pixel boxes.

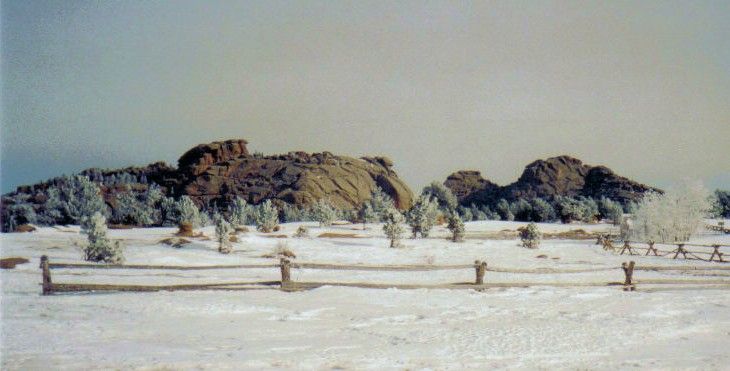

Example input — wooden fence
[39,255,730,295]
[598,237,729,263]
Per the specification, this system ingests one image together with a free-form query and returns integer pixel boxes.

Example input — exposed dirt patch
[1,257,29,269]
[14,224,37,233]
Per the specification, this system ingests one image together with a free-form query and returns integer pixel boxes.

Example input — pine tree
[406,194,439,238]
[176,196,201,227]
[311,199,338,227]
[228,197,252,226]
[365,186,395,222]
[215,216,233,254]
[81,212,123,263]
[382,208,405,248]
[254,200,279,232]
[447,212,465,242]
[422,181,458,212]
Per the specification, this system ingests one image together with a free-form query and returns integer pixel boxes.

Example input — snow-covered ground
[2,221,730,370]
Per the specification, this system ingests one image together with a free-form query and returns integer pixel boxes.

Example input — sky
[2,0,729,194]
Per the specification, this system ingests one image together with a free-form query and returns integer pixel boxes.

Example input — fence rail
[39,255,730,295]
[598,237,729,263]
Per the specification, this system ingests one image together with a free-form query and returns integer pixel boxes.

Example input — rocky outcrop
[176,142,413,210]
[443,171,499,206]
[445,155,660,207]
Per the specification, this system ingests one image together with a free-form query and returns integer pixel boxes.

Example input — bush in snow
[520,222,541,249]
[41,175,109,226]
[112,189,155,226]
[254,200,279,233]
[421,181,458,212]
[358,203,378,230]
[215,216,233,254]
[310,199,338,227]
[176,196,201,228]
[630,181,712,243]
[530,198,556,222]
[294,225,309,238]
[469,204,487,221]
[406,194,439,238]
[228,197,252,226]
[495,199,513,221]
[447,212,465,242]
[198,210,212,227]
[598,197,624,225]
[81,212,123,263]
[382,208,405,248]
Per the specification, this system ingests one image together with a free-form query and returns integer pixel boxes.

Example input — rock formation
[445,155,660,207]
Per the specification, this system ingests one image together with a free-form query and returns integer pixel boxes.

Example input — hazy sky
[2,0,729,194]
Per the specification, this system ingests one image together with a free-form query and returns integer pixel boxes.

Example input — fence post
[280,258,291,289]
[672,244,687,259]
[40,255,52,295]
[474,260,487,285]
[621,261,635,291]
[645,241,658,256]
[709,245,724,262]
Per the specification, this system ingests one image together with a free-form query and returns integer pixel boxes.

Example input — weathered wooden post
[603,238,614,252]
[645,241,658,256]
[280,258,291,289]
[621,261,635,291]
[672,244,687,260]
[709,245,724,262]
[596,234,604,245]
[40,255,52,295]
[474,260,487,285]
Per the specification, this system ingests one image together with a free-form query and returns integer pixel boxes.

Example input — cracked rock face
[444,156,660,207]
[175,140,413,210]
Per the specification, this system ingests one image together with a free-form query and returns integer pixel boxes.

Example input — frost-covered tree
[382,208,405,248]
[228,197,252,226]
[294,225,309,238]
[406,194,439,238]
[447,212,465,242]
[215,216,233,254]
[311,199,338,227]
[530,198,556,222]
[711,190,730,218]
[554,197,586,223]
[520,222,541,249]
[630,181,712,243]
[2,194,37,231]
[359,203,378,230]
[470,204,487,221]
[510,199,533,221]
[364,186,395,222]
[113,189,156,226]
[457,205,473,222]
[254,200,279,232]
[41,175,109,226]
[495,199,514,221]
[598,197,624,225]
[198,210,212,227]
[160,196,178,227]
[81,212,123,263]
[422,181,458,212]
[176,196,201,227]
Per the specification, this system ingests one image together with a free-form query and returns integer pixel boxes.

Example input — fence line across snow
[39,255,730,295]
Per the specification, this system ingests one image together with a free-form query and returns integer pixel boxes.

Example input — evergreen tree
[520,222,542,248]
[447,212,465,242]
[422,181,458,212]
[254,200,279,232]
[81,212,123,263]
[311,199,338,227]
[382,208,405,248]
[176,196,201,227]
[406,194,439,238]
[228,197,252,226]
[215,216,233,254]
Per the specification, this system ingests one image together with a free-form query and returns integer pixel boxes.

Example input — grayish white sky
[2,0,729,193]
